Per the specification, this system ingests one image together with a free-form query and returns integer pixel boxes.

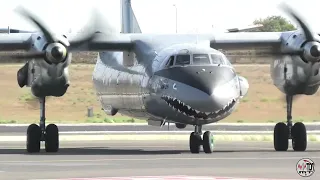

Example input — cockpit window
[175,54,190,66]
[166,56,175,67]
[210,54,225,64]
[193,54,211,65]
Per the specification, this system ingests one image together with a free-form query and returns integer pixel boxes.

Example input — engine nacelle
[17,62,29,88]
[238,76,249,98]
[175,123,187,129]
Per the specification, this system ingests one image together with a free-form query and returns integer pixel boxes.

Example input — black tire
[45,124,59,152]
[274,122,289,151]
[189,132,201,154]
[292,122,307,151]
[202,131,214,154]
[26,124,41,153]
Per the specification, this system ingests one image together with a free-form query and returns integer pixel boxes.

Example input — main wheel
[274,122,289,151]
[189,132,201,154]
[202,131,214,154]
[292,122,307,151]
[45,124,59,152]
[26,123,41,153]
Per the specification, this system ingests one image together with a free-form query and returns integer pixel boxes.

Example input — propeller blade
[279,3,315,41]
[68,9,101,50]
[14,6,56,43]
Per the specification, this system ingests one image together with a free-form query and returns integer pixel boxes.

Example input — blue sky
[0,0,317,34]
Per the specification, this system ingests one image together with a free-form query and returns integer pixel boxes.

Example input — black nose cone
[155,65,236,95]
[51,46,64,59]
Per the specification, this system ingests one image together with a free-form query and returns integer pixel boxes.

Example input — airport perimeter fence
[0,50,273,64]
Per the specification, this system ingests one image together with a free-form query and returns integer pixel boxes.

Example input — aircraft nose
[155,65,236,95]
[156,65,239,115]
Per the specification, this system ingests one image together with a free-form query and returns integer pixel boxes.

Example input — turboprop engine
[7,7,99,97]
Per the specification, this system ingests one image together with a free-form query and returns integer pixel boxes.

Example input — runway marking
[56,130,320,134]
[29,175,298,180]
[3,156,320,164]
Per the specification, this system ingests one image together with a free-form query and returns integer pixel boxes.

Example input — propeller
[275,3,320,62]
[5,6,99,64]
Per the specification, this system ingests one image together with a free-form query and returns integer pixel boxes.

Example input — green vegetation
[251,15,296,32]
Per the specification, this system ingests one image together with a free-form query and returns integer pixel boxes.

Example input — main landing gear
[26,97,59,153]
[274,95,307,151]
[189,124,214,153]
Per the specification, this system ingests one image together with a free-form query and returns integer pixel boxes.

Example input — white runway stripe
[30,175,298,180]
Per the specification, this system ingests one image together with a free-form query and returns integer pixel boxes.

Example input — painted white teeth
[163,95,235,118]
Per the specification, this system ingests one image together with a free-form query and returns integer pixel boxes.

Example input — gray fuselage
[91,31,320,126]
[92,41,249,125]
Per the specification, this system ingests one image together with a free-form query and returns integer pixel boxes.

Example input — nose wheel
[189,125,214,153]
[273,95,307,151]
[26,97,59,153]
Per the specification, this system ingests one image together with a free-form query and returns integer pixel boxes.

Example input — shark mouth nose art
[161,95,236,119]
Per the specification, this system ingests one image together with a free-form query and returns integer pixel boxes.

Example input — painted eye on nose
[173,83,177,90]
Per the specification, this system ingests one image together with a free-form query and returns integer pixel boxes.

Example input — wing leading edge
[210,31,285,50]
[81,31,286,54]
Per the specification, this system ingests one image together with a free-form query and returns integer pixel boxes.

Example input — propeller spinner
[277,3,320,63]
[8,7,98,64]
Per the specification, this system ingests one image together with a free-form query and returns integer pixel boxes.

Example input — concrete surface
[0,123,320,135]
[0,140,319,180]
[1,133,320,142]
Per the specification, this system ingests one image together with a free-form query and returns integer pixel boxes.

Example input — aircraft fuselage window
[193,54,211,65]
[210,54,225,64]
[175,54,190,66]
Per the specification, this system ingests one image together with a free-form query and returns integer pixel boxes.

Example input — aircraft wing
[0,33,33,51]
[82,31,284,53]
[226,24,263,33]
[0,27,34,33]
[0,31,285,54]
[210,31,284,52]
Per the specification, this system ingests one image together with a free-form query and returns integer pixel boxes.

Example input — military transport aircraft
[0,1,317,154]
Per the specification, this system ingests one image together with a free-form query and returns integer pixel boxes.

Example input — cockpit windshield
[210,54,225,64]
[193,54,211,65]
[175,54,191,65]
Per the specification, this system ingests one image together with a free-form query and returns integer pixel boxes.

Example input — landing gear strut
[273,95,307,151]
[189,124,214,153]
[26,97,59,153]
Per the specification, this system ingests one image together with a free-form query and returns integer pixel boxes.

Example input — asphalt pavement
[1,123,320,135]
[0,140,319,180]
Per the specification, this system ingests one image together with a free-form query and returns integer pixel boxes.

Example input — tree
[251,15,296,32]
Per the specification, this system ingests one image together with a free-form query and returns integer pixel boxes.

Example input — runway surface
[0,140,319,180]
[1,123,320,135]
